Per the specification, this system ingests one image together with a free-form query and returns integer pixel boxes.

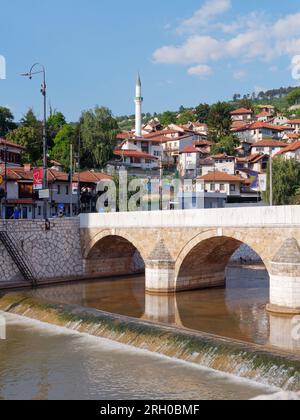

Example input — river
[0,313,274,400]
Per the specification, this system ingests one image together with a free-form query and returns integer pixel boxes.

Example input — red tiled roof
[198,171,244,182]
[114,149,158,160]
[0,138,26,150]
[233,121,286,132]
[211,153,235,159]
[288,119,300,124]
[256,111,273,118]
[117,132,133,140]
[275,141,300,156]
[251,139,287,148]
[230,108,253,115]
[179,146,199,154]
[144,130,179,138]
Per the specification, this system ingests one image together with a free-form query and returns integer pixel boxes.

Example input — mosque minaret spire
[135,73,143,137]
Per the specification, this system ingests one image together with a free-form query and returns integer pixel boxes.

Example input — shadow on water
[20,265,300,356]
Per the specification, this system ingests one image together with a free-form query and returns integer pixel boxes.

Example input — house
[230,108,253,122]
[287,119,300,133]
[250,139,287,157]
[184,122,209,135]
[275,141,300,161]
[282,132,300,143]
[232,121,286,143]
[196,171,244,198]
[271,115,289,126]
[237,154,269,173]
[257,105,275,114]
[0,138,25,167]
[113,148,159,170]
[256,111,273,123]
[210,154,236,175]
[0,166,111,219]
[178,146,207,178]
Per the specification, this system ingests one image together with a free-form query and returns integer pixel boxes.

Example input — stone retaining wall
[0,218,83,284]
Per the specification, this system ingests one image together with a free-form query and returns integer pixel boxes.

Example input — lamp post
[21,63,48,219]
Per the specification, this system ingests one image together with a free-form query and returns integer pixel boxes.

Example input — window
[38,206,42,216]
[57,185,61,195]
[210,184,215,191]
[230,184,236,192]
[220,184,225,191]
[66,186,69,195]
[19,183,33,199]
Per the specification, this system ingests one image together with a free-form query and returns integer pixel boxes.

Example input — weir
[0,293,299,391]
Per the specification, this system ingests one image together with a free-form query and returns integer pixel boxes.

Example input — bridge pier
[145,238,176,293]
[268,238,300,315]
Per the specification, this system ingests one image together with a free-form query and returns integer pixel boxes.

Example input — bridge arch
[175,231,269,292]
[83,230,145,279]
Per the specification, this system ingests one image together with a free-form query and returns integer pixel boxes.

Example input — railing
[0,231,37,286]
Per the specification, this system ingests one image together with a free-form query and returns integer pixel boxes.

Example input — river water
[25,265,300,355]
[0,313,274,400]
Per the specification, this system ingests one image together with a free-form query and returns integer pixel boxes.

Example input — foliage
[177,111,196,125]
[50,124,77,170]
[207,102,234,140]
[287,88,300,107]
[0,106,16,137]
[195,103,210,123]
[159,111,177,126]
[79,106,119,169]
[263,157,300,205]
[7,126,42,164]
[211,135,239,156]
[47,111,67,148]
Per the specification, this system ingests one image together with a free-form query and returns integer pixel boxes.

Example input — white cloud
[187,64,212,77]
[180,0,231,32]
[233,70,247,80]
[153,7,300,78]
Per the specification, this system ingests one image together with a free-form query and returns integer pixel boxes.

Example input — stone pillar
[143,293,178,324]
[145,239,175,294]
[267,238,300,315]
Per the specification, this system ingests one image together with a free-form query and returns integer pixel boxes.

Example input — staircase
[0,231,37,287]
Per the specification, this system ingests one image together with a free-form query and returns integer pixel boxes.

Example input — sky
[1,0,300,122]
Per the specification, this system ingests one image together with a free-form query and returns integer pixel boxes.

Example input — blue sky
[1,0,300,122]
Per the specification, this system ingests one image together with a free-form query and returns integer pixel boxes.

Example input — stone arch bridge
[80,206,300,315]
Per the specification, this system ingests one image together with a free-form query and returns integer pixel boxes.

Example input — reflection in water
[0,315,273,400]
[23,265,300,355]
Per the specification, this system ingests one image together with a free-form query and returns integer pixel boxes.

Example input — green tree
[7,126,42,164]
[50,124,77,170]
[237,98,253,110]
[47,111,66,148]
[0,106,16,137]
[287,88,300,106]
[207,102,234,140]
[211,135,239,156]
[263,157,300,205]
[195,103,210,123]
[177,111,196,125]
[159,111,177,126]
[79,106,119,169]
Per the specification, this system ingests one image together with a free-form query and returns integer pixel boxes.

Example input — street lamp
[21,63,48,219]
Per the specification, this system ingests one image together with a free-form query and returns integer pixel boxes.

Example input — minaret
[135,74,143,137]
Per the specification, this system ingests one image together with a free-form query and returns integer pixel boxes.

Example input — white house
[196,171,244,197]
[275,141,300,161]
[250,139,287,157]
[233,121,285,143]
[288,119,300,133]
[210,154,236,175]
[230,108,254,122]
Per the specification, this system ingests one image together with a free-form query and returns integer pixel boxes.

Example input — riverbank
[0,293,299,392]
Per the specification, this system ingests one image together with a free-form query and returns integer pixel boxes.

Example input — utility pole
[270,154,273,207]
[70,143,73,217]
[77,133,81,215]
[4,145,8,219]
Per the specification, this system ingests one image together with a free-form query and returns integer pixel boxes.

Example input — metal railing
[0,231,37,286]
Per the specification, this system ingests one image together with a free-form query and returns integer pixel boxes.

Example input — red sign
[33,168,43,190]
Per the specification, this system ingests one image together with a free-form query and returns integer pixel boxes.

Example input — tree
[177,111,196,125]
[287,88,300,106]
[159,111,177,126]
[7,127,42,164]
[211,135,239,156]
[207,102,234,140]
[237,98,253,110]
[47,111,66,148]
[79,106,119,169]
[263,157,300,205]
[0,106,16,137]
[50,124,77,170]
[195,103,210,123]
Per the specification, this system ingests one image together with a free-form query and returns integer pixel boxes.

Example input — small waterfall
[1,294,299,392]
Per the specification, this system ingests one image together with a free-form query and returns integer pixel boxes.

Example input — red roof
[116,132,133,140]
[198,171,244,182]
[230,108,253,115]
[233,121,286,132]
[275,141,300,156]
[256,111,273,118]
[251,139,287,148]
[211,153,235,159]
[0,138,26,150]
[144,130,179,138]
[179,146,199,154]
[288,119,300,124]
[114,149,158,160]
